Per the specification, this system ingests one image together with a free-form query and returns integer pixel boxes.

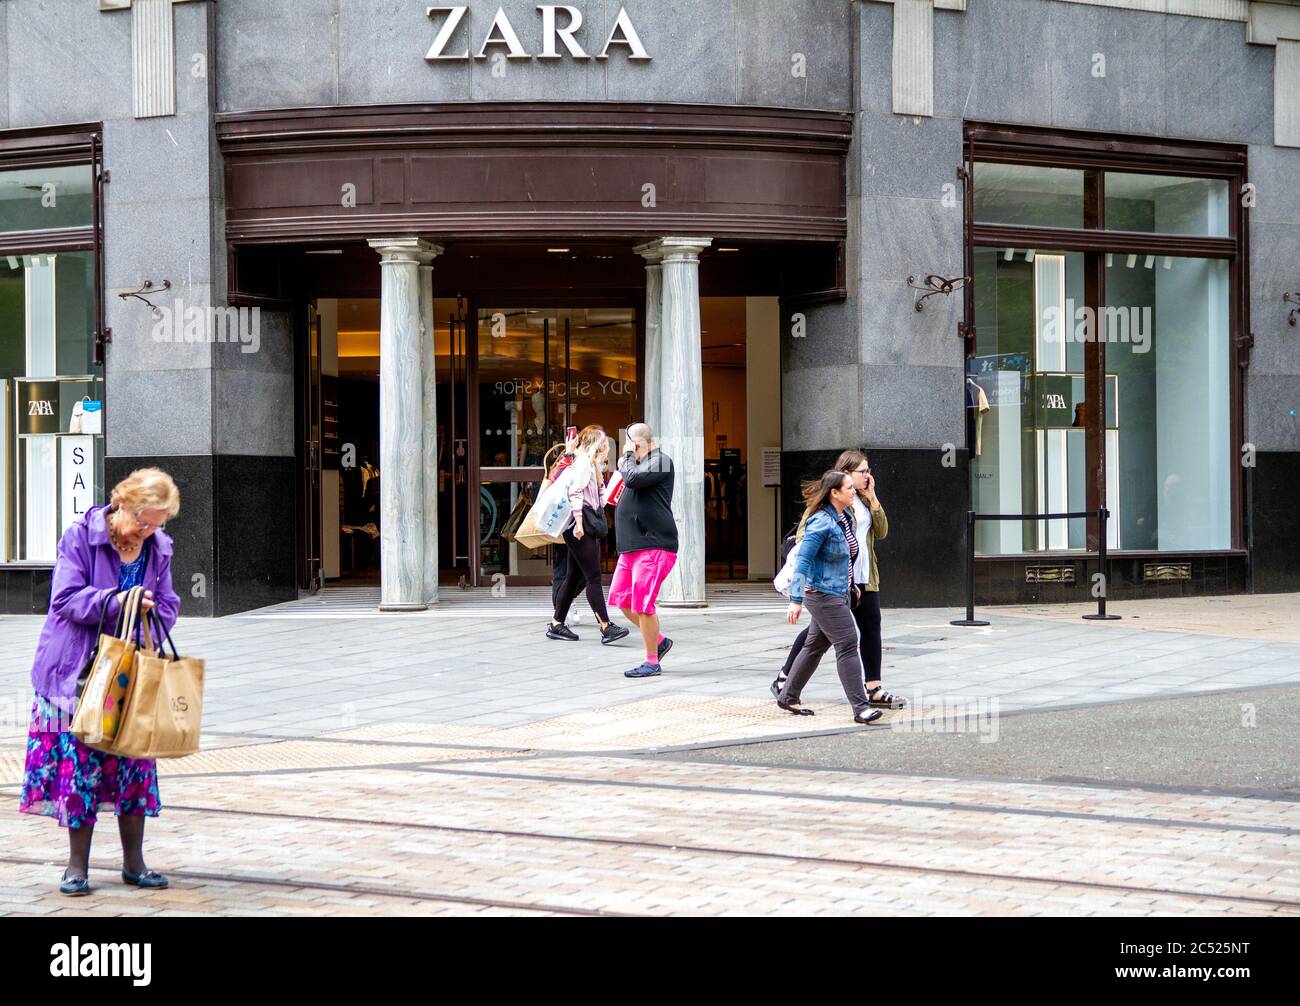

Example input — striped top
[838,508,859,594]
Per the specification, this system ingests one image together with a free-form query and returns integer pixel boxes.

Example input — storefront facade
[0,0,1297,614]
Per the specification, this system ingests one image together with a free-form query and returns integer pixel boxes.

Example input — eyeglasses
[131,512,167,532]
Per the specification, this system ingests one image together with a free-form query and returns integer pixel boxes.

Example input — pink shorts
[608,549,677,615]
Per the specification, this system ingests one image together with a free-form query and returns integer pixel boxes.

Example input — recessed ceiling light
[718,248,740,253]
[305,249,345,255]
[547,248,570,253]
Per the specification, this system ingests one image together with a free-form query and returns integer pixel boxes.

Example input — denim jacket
[789,505,851,604]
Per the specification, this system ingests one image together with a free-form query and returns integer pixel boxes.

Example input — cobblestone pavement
[1,591,1298,916]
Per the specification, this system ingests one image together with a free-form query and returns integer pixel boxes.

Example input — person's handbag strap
[145,607,181,660]
[116,586,144,643]
[93,588,118,639]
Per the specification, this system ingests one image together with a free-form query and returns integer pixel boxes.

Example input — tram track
[0,855,635,918]
[159,802,1300,913]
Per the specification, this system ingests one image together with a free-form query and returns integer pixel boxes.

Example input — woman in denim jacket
[775,470,883,725]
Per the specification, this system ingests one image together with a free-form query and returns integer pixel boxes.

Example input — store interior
[310,294,779,587]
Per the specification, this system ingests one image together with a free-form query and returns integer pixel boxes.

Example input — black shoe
[122,868,168,889]
[854,708,884,725]
[769,677,787,700]
[59,871,91,896]
[657,636,673,661]
[777,698,815,717]
[546,621,579,641]
[600,622,630,645]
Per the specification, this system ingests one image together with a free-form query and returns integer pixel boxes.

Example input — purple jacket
[31,503,180,710]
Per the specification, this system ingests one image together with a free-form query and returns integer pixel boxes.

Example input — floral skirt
[18,695,160,830]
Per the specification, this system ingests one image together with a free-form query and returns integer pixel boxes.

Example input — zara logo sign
[426,5,651,61]
[28,399,55,417]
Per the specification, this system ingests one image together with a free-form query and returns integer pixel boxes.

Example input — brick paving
[1,592,1298,916]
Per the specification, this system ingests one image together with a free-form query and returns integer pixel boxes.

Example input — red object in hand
[604,471,626,507]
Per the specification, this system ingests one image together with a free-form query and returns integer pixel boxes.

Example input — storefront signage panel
[426,6,650,62]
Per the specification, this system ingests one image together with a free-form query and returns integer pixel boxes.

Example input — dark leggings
[551,543,568,609]
[553,527,609,624]
[781,587,882,683]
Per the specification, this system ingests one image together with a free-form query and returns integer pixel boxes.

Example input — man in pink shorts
[609,423,678,678]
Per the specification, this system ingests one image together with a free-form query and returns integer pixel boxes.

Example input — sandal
[776,698,815,717]
[854,708,884,725]
[867,685,907,709]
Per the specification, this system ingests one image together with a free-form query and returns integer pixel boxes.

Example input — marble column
[368,237,440,611]
[638,236,711,607]
[635,245,664,435]
[418,248,444,605]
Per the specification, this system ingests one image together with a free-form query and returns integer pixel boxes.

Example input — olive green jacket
[795,499,887,591]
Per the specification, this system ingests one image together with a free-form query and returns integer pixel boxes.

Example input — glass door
[471,305,637,585]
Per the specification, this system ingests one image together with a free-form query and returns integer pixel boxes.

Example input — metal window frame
[963,121,1249,554]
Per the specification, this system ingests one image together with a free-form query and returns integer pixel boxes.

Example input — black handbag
[581,503,609,539]
[779,522,800,564]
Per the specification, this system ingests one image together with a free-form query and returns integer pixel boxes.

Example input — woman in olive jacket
[771,449,905,709]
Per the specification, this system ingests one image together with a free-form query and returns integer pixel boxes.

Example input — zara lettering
[28,399,54,416]
[426,5,650,61]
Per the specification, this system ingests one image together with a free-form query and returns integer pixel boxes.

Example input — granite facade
[0,0,1296,610]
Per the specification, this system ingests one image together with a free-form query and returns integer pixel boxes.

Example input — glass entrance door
[471,305,637,585]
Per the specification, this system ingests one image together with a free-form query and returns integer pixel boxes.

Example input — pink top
[568,462,603,514]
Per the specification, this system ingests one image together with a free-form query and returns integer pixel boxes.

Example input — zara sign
[426,5,651,61]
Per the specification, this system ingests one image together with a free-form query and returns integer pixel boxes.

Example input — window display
[968,149,1236,557]
[0,250,103,562]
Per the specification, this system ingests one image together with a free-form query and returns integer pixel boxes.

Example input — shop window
[0,165,94,232]
[965,126,1243,557]
[0,250,103,562]
[973,163,1085,229]
[1103,173,1229,237]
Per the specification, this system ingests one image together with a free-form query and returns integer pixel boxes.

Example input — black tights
[781,587,882,684]
[553,528,609,625]
[66,815,148,879]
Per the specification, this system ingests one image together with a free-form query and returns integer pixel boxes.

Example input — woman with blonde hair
[546,425,629,644]
[19,468,182,895]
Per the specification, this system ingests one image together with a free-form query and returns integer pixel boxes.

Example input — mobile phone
[566,425,578,440]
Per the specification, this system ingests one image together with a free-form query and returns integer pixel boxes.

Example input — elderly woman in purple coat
[19,468,182,896]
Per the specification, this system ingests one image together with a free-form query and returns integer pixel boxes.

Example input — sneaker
[600,622,630,645]
[624,661,662,678]
[570,610,582,625]
[657,636,673,661]
[546,622,579,641]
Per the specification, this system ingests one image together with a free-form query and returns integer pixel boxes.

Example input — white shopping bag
[773,540,801,597]
[70,397,103,435]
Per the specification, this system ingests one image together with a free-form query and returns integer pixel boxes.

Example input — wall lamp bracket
[118,279,171,318]
[908,274,970,312]
[1284,291,1300,327]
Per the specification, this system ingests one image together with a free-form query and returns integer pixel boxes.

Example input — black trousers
[551,543,568,609]
[553,528,609,624]
[781,587,882,683]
